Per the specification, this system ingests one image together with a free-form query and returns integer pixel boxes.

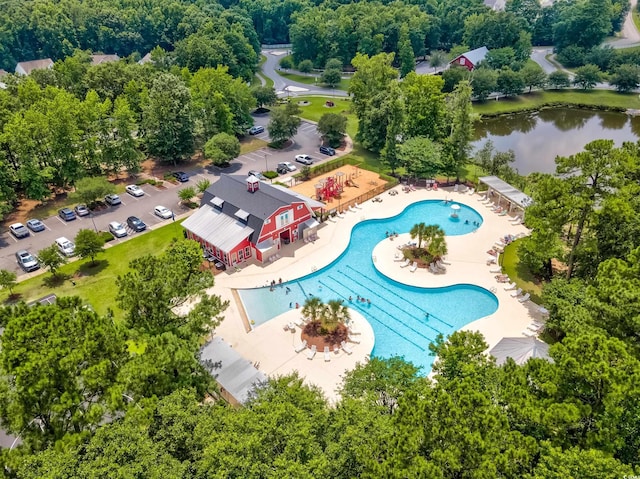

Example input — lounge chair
[349,328,361,336]
[489,266,502,273]
[467,188,475,196]
[522,329,537,337]
[504,282,517,291]
[510,215,522,223]
[295,340,308,353]
[440,258,451,265]
[477,193,487,201]
[341,341,353,355]
[459,185,468,193]
[435,260,447,271]
[294,317,304,328]
[518,292,531,303]
[306,344,317,360]
[453,184,459,192]
[349,205,357,212]
[410,261,418,272]
[511,218,522,225]
[324,346,331,362]
[355,202,362,209]
[348,335,361,344]
[527,323,544,332]
[399,258,411,268]
[486,256,497,265]
[510,288,523,298]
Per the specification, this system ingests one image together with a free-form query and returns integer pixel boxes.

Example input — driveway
[261,49,348,97]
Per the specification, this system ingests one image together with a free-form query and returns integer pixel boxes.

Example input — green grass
[1,221,186,318]
[278,71,350,91]
[633,10,640,34]
[501,241,543,304]
[473,90,640,116]
[240,137,268,154]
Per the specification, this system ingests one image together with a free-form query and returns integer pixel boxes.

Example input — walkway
[210,185,547,401]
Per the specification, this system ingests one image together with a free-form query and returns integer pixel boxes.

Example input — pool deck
[210,185,546,402]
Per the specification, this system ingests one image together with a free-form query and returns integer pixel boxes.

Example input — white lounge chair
[527,323,544,332]
[341,341,353,355]
[295,340,308,353]
[410,262,418,272]
[453,184,459,192]
[324,346,331,362]
[399,258,411,268]
[486,256,497,265]
[489,266,502,273]
[294,317,304,328]
[511,218,522,226]
[467,188,475,195]
[477,193,488,201]
[348,335,361,344]
[518,292,531,303]
[510,215,522,223]
[510,288,523,298]
[440,258,451,265]
[354,202,362,209]
[522,329,537,337]
[306,344,317,360]
[349,328,361,336]
[504,282,517,291]
[349,205,357,212]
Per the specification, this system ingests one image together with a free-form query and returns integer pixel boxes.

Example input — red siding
[450,55,474,71]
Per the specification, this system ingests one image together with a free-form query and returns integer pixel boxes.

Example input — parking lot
[0,117,343,277]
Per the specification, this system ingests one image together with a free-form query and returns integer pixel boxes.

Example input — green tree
[74,176,115,206]
[322,299,350,333]
[471,68,498,101]
[301,296,324,322]
[297,59,313,73]
[473,140,516,176]
[349,52,398,129]
[610,63,640,93]
[252,86,277,108]
[196,178,211,194]
[573,64,602,90]
[0,297,125,445]
[547,70,571,89]
[178,186,197,204]
[75,229,104,266]
[279,57,293,70]
[143,73,194,164]
[520,62,547,92]
[399,136,443,179]
[204,132,240,166]
[429,50,448,72]
[317,113,348,148]
[267,104,302,147]
[553,0,613,50]
[320,68,341,88]
[496,68,525,97]
[37,244,67,277]
[532,445,636,479]
[442,65,469,92]
[409,222,429,249]
[485,46,517,70]
[0,269,17,295]
[398,26,415,78]
[445,80,476,181]
[401,73,447,140]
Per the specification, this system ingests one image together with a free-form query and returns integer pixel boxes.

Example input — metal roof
[200,337,267,404]
[479,176,533,209]
[490,337,552,366]
[182,206,253,252]
[452,46,488,66]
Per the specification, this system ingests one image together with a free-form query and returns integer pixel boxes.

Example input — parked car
[126,216,147,232]
[172,171,189,182]
[319,145,336,156]
[58,208,77,221]
[9,222,30,239]
[74,204,90,216]
[26,219,45,232]
[248,125,265,135]
[125,184,144,197]
[104,194,121,206]
[55,237,75,256]
[248,170,266,181]
[108,221,128,238]
[154,205,173,219]
[15,250,39,272]
[295,154,313,165]
[277,162,297,174]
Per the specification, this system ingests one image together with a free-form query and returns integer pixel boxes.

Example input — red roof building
[449,46,489,71]
[182,174,324,267]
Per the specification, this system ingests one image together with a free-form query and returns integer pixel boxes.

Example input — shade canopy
[489,336,552,366]
[451,204,461,210]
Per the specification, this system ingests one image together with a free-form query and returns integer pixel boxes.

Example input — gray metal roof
[453,46,488,67]
[479,176,533,209]
[182,206,253,252]
[490,337,552,365]
[200,337,267,404]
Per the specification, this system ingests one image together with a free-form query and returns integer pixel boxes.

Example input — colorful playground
[291,165,387,211]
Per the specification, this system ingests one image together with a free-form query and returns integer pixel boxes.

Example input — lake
[472,108,640,174]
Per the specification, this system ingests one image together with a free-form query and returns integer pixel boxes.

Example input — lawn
[240,137,269,155]
[278,71,351,92]
[634,10,640,33]
[501,241,543,304]
[1,221,186,318]
[473,90,640,116]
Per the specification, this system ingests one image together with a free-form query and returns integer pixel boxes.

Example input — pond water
[472,108,640,174]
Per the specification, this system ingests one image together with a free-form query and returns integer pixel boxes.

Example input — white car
[295,154,313,165]
[125,184,144,197]
[55,237,75,256]
[154,205,173,219]
[108,221,128,238]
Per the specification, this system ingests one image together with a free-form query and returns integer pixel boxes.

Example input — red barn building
[182,174,324,267]
[449,46,489,71]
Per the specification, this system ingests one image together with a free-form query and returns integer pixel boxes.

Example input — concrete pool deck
[209,185,546,402]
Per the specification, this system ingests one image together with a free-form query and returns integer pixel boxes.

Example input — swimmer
[465,220,469,225]
[349,296,352,302]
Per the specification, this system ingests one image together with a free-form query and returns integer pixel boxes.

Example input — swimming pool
[237,200,498,372]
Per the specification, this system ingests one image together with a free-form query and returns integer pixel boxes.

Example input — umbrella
[489,337,552,366]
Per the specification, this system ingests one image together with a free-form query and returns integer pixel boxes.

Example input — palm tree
[301,296,324,322]
[410,222,428,249]
[322,299,350,333]
[424,225,447,258]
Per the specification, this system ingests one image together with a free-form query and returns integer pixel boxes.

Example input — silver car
[15,250,39,272]
[108,221,128,238]
[154,205,173,219]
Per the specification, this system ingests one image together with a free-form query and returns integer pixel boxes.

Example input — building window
[277,210,292,228]
[460,57,466,65]
[265,218,271,224]
[238,249,244,261]
[297,205,303,210]
[245,246,251,258]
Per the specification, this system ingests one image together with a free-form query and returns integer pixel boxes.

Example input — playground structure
[314,169,361,202]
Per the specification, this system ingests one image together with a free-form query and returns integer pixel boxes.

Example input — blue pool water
[238,200,498,372]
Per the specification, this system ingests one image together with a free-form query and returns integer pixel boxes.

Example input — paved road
[607,0,640,48]
[262,49,348,97]
[0,114,332,276]
[530,48,559,74]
